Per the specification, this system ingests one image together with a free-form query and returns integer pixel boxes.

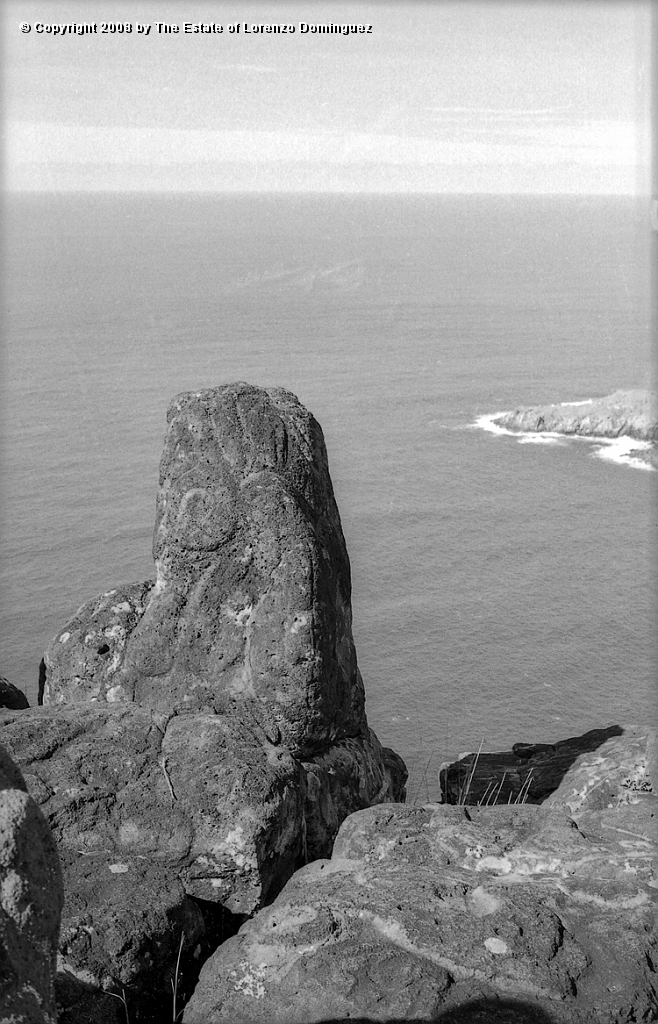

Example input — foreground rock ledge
[10,383,405,1021]
[184,801,657,1024]
[184,725,657,1024]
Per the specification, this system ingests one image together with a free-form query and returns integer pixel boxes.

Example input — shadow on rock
[55,888,246,1024]
[310,1001,557,1024]
[434,996,557,1021]
[440,723,625,805]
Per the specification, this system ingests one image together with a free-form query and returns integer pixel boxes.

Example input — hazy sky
[3,0,652,193]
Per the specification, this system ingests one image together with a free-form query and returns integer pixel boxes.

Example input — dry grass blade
[171,930,186,1021]
[477,780,496,807]
[515,768,534,804]
[491,770,506,805]
[412,747,437,805]
[108,988,130,1024]
[457,739,484,805]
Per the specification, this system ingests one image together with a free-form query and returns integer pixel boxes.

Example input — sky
[2,0,653,193]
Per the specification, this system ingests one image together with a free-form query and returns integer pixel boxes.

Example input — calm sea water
[2,193,656,801]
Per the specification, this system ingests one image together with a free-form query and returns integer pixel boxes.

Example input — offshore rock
[0,675,29,709]
[42,383,379,759]
[183,800,657,1024]
[438,725,653,807]
[493,389,658,442]
[0,743,63,1024]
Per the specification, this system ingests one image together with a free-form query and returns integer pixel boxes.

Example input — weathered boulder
[438,725,653,808]
[493,389,658,442]
[10,384,405,1019]
[0,743,63,1024]
[183,798,657,1024]
[0,675,29,710]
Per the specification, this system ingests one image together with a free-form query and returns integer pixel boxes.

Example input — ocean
[2,192,655,802]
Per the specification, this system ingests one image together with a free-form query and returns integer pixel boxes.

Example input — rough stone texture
[11,384,406,1020]
[183,799,657,1024]
[544,728,656,813]
[439,725,653,808]
[493,389,658,442]
[41,382,373,756]
[0,743,63,1024]
[37,382,405,841]
[0,675,29,710]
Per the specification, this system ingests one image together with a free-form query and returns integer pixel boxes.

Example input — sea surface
[2,192,656,801]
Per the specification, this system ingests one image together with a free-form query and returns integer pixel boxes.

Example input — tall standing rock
[42,384,376,758]
[16,384,405,1019]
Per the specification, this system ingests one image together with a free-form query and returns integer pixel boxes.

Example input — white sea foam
[591,436,654,471]
[518,434,566,445]
[560,398,594,407]
[473,412,517,436]
[476,412,571,446]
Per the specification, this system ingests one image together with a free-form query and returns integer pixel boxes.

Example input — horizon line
[5,188,652,197]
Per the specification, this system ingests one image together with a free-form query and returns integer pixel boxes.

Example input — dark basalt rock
[0,675,29,709]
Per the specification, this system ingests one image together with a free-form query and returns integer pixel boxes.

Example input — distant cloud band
[7,120,647,170]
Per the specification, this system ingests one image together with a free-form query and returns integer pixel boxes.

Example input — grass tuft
[447,743,534,807]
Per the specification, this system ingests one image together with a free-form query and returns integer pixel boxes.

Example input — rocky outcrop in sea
[492,389,658,468]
